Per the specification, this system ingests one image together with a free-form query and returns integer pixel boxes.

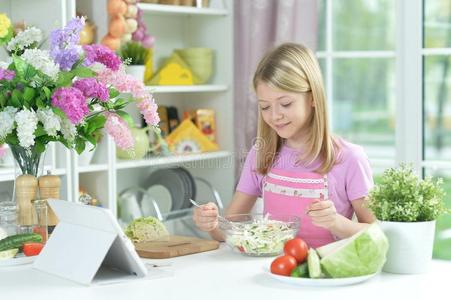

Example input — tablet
[33,200,148,285]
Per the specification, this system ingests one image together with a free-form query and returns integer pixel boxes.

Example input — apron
[262,168,335,248]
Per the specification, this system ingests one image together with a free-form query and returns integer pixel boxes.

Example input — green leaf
[56,71,75,86]
[109,88,120,99]
[43,87,52,100]
[75,137,86,154]
[36,95,46,109]
[11,89,22,107]
[87,115,106,135]
[12,55,27,78]
[34,124,47,137]
[85,134,97,146]
[72,66,96,78]
[34,138,46,154]
[0,93,6,108]
[4,134,19,145]
[113,98,129,110]
[52,107,67,120]
[22,87,36,107]
[116,110,134,127]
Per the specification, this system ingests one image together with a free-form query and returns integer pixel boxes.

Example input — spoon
[190,199,233,225]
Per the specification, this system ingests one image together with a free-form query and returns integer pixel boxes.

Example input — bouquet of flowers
[0,14,160,175]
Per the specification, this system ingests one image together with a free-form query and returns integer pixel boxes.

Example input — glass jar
[31,199,48,243]
[0,197,17,236]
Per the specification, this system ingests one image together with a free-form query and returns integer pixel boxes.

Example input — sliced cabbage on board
[125,216,169,243]
[317,223,389,278]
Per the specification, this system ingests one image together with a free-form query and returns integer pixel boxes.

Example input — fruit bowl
[220,213,300,257]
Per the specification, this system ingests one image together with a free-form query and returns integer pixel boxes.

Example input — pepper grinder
[38,170,61,227]
[16,174,38,232]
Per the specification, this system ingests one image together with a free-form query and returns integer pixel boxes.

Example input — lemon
[0,248,19,260]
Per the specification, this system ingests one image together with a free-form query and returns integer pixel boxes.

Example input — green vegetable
[318,223,389,278]
[0,233,42,251]
[125,217,169,243]
[307,248,321,278]
[290,262,309,278]
[0,248,19,260]
[119,41,149,65]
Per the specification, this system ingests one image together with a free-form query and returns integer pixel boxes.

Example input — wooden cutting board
[134,235,220,259]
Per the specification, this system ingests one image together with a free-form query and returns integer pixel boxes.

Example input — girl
[193,43,375,248]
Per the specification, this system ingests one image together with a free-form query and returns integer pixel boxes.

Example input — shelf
[146,84,228,94]
[78,164,109,174]
[0,167,67,182]
[116,150,232,170]
[138,3,228,16]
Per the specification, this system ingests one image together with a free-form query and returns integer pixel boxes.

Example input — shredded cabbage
[225,216,296,256]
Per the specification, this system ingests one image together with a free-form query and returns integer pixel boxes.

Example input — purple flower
[82,44,121,71]
[51,87,89,124]
[0,68,15,81]
[50,17,85,70]
[73,78,109,102]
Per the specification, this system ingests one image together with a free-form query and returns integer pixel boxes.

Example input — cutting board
[134,235,220,259]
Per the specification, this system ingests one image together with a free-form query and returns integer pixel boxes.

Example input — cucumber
[307,248,322,278]
[0,233,42,251]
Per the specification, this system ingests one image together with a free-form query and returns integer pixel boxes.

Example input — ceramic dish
[174,167,196,209]
[142,184,173,215]
[117,187,144,223]
[144,168,186,211]
[264,266,379,287]
[0,253,35,267]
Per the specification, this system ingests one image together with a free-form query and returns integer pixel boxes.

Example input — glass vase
[9,144,46,235]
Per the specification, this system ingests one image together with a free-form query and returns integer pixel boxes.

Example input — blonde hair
[253,43,340,175]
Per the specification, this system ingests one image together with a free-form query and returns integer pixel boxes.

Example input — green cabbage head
[317,223,389,278]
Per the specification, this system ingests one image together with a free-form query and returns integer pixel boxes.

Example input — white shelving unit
[0,0,235,221]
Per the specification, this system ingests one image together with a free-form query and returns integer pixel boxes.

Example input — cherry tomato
[284,238,308,263]
[23,242,44,256]
[270,255,297,276]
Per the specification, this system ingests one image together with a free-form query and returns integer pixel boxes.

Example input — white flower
[0,106,18,139]
[60,118,76,143]
[15,109,38,148]
[37,107,61,137]
[6,27,42,52]
[0,61,9,69]
[21,49,59,81]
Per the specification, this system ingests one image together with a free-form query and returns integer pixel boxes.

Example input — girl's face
[256,82,314,147]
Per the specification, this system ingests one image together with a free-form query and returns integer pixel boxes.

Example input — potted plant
[119,41,150,81]
[368,164,449,274]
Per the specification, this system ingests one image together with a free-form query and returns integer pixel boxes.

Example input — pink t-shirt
[236,140,374,220]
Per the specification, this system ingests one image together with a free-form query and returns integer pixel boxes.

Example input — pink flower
[51,87,89,124]
[137,96,160,126]
[104,113,134,150]
[83,44,121,71]
[73,78,109,102]
[0,68,15,81]
[0,145,6,159]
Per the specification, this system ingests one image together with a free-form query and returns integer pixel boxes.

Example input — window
[318,0,451,260]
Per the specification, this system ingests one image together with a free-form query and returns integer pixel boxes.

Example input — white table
[1,244,450,300]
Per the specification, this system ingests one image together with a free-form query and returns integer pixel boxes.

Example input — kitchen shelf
[116,150,232,170]
[78,164,109,173]
[138,3,228,16]
[146,84,228,94]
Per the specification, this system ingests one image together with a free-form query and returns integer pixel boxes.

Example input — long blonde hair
[253,43,339,175]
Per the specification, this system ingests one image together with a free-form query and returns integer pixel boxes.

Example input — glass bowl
[219,213,300,257]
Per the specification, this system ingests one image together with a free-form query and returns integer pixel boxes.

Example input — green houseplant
[119,41,150,81]
[368,164,449,274]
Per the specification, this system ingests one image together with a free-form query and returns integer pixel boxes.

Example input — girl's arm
[205,191,258,242]
[329,196,376,239]
[308,196,376,240]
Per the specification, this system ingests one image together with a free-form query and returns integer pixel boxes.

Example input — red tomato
[270,255,297,276]
[23,243,44,256]
[284,238,308,263]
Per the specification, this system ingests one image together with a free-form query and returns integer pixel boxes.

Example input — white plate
[264,266,378,287]
[143,185,173,215]
[0,253,35,267]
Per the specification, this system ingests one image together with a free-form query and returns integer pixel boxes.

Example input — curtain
[233,0,319,180]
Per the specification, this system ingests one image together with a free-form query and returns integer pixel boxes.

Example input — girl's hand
[193,202,219,232]
[307,199,338,230]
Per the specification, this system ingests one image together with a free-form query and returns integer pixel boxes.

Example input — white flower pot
[379,220,436,274]
[125,65,145,82]
[78,148,96,166]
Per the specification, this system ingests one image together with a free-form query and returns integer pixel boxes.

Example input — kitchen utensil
[189,199,231,225]
[135,235,219,258]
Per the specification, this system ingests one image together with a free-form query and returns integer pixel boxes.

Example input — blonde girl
[193,43,375,247]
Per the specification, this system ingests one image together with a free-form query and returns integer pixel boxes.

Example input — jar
[0,199,17,236]
[31,199,48,243]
